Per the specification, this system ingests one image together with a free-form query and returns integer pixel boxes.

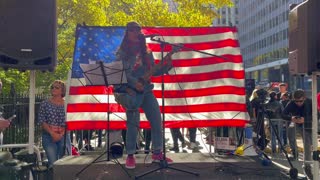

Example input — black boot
[169,145,179,152]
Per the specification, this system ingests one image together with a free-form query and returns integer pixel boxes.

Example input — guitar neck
[143,51,174,81]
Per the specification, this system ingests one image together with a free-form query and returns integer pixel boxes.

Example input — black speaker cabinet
[0,0,57,71]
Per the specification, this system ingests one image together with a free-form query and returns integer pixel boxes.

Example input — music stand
[75,60,130,178]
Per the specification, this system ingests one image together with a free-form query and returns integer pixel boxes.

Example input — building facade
[212,0,239,27]
[237,0,308,92]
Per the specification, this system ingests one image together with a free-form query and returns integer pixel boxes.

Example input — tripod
[135,39,201,179]
[75,61,131,179]
[254,101,298,179]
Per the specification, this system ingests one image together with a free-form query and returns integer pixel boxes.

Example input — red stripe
[67,103,125,113]
[153,86,245,98]
[69,86,113,95]
[167,55,243,67]
[142,27,238,36]
[148,39,239,52]
[164,103,247,113]
[151,70,245,83]
[66,119,246,130]
[67,102,246,113]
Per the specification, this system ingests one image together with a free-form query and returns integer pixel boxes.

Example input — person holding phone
[282,89,313,179]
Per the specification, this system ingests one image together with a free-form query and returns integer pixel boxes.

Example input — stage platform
[53,152,301,180]
[53,128,318,180]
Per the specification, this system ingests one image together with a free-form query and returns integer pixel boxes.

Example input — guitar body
[114,45,182,109]
[114,91,144,110]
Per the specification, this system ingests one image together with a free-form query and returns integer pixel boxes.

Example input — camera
[295,116,301,119]
[256,89,269,104]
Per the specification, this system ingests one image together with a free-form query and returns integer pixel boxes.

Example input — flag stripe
[67,102,246,113]
[151,70,245,83]
[148,39,239,52]
[67,94,246,105]
[164,55,244,67]
[66,120,247,130]
[69,78,245,93]
[67,112,249,122]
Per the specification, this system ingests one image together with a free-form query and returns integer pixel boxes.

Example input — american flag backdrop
[66,25,250,130]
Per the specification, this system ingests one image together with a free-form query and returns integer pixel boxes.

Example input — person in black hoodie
[282,89,313,179]
[266,91,283,153]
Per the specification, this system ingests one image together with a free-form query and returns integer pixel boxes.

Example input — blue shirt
[38,100,66,127]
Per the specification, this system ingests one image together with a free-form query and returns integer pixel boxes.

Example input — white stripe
[67,111,250,121]
[166,62,244,75]
[146,31,237,44]
[161,95,246,106]
[68,95,111,103]
[67,112,108,120]
[154,78,245,91]
[153,47,240,60]
[70,78,87,86]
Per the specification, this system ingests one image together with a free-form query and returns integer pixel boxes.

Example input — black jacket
[281,98,312,130]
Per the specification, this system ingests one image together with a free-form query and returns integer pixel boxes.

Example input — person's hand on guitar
[135,80,144,92]
[124,80,144,96]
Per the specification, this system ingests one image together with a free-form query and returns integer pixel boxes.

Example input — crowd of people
[248,83,315,179]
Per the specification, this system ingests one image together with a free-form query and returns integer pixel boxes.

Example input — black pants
[170,128,185,147]
[188,128,197,143]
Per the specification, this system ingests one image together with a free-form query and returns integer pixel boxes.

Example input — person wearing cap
[114,21,173,169]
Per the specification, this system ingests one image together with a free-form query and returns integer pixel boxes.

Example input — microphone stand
[136,37,225,179]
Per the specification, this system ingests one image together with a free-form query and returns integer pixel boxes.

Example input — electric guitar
[138,45,182,86]
[114,45,182,108]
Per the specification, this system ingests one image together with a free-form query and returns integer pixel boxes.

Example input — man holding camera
[282,89,313,179]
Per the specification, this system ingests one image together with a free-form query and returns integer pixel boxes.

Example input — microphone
[143,34,160,38]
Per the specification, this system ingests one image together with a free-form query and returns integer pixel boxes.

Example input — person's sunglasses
[128,27,141,32]
[294,100,304,103]
[51,85,61,90]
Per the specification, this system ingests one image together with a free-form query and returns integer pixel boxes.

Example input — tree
[0,0,233,95]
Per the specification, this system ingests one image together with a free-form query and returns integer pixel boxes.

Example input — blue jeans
[115,91,162,155]
[287,124,312,161]
[42,132,71,167]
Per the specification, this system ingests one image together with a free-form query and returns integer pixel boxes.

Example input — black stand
[75,61,131,179]
[255,103,298,179]
[264,111,298,179]
[135,37,225,179]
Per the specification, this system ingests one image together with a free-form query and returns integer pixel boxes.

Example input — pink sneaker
[125,155,136,169]
[152,153,173,164]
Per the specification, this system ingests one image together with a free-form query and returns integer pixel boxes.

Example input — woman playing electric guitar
[114,21,178,169]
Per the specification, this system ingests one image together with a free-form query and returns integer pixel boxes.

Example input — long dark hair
[118,30,151,65]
